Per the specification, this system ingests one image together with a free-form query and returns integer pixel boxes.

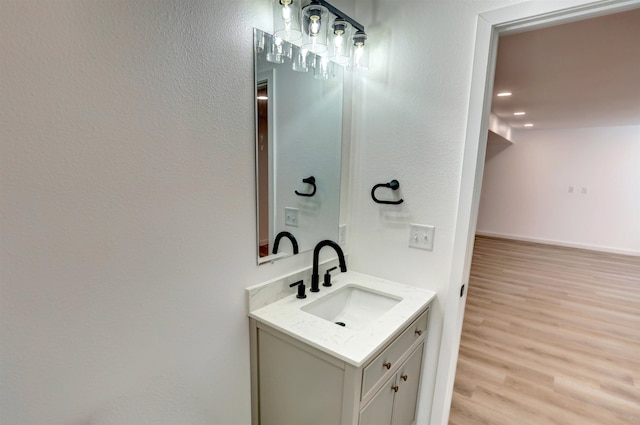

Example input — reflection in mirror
[254,28,343,264]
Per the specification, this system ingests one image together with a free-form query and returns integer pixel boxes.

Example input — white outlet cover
[409,224,435,251]
[285,207,299,227]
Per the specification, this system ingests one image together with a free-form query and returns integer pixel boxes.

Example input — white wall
[3,0,615,424]
[0,1,357,424]
[477,126,640,255]
[348,0,535,423]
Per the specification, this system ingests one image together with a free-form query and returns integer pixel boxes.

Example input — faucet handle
[289,280,307,299]
[323,267,338,287]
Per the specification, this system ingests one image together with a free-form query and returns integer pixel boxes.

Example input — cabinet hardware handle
[415,329,423,336]
[383,362,392,370]
[392,385,399,393]
[401,375,408,381]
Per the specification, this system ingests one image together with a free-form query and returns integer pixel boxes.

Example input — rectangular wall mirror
[254,28,343,264]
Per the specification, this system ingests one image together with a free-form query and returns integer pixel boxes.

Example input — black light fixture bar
[317,0,365,33]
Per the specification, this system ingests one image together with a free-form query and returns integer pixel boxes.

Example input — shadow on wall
[485,131,513,161]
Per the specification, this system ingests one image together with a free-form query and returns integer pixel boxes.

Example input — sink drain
[335,322,346,327]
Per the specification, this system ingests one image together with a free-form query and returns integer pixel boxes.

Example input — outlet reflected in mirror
[254,28,343,264]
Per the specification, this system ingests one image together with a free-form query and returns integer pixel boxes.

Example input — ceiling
[491,8,640,131]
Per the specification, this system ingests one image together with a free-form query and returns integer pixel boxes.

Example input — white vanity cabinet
[249,307,430,425]
[359,343,424,425]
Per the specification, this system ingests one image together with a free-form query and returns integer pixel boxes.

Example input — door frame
[432,0,640,424]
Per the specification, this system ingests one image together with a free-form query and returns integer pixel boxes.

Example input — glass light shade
[348,32,369,72]
[273,0,302,42]
[328,19,352,65]
[292,46,310,72]
[314,55,334,80]
[301,3,328,54]
[281,39,293,60]
[266,35,286,63]
[254,29,266,53]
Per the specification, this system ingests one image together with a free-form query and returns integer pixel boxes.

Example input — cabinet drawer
[361,309,429,400]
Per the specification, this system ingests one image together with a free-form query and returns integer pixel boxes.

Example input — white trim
[432,1,640,424]
[475,231,640,257]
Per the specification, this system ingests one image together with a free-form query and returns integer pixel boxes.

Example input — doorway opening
[435,1,640,424]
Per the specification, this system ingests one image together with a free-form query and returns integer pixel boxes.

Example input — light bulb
[334,31,344,48]
[282,3,291,23]
[354,43,364,64]
[310,16,321,36]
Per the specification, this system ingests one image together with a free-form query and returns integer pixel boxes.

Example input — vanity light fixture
[292,45,310,72]
[273,0,302,42]
[314,55,334,80]
[301,1,329,54]
[270,0,369,73]
[349,31,369,71]
[266,35,286,63]
[329,19,352,65]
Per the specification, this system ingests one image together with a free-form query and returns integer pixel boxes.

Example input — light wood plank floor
[449,236,640,425]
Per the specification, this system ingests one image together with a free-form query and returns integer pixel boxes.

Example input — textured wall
[477,126,640,254]
[348,0,529,423]
[2,0,612,424]
[0,0,326,424]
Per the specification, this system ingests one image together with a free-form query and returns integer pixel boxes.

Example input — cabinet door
[359,375,395,425]
[258,329,344,425]
[391,344,424,425]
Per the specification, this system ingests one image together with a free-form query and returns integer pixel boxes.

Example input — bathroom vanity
[248,270,435,425]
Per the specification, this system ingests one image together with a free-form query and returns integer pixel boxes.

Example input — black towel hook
[371,179,404,205]
[295,176,316,197]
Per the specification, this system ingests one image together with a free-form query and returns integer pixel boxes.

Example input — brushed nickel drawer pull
[383,362,392,370]
[392,385,399,393]
[415,329,423,336]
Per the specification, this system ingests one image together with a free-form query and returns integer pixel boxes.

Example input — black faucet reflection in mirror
[311,240,347,293]
[371,179,404,205]
[294,176,316,197]
[272,231,299,255]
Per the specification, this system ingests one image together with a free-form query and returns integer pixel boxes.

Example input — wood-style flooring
[449,236,640,425]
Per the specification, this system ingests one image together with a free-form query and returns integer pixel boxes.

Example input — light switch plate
[409,224,435,251]
[285,207,299,227]
[338,224,347,246]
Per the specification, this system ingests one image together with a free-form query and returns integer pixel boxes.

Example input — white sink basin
[302,284,402,330]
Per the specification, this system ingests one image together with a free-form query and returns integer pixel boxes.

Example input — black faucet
[311,240,347,292]
[272,231,299,255]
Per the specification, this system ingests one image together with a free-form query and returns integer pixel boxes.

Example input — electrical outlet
[581,186,588,195]
[568,185,574,193]
[285,207,299,227]
[338,224,347,246]
[409,224,435,251]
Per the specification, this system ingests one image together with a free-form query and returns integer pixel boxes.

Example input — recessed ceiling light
[513,111,526,116]
[524,123,534,127]
[497,92,512,97]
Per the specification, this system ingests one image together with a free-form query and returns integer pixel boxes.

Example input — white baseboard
[475,231,640,257]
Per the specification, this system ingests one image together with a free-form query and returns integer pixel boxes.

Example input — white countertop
[248,271,436,367]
